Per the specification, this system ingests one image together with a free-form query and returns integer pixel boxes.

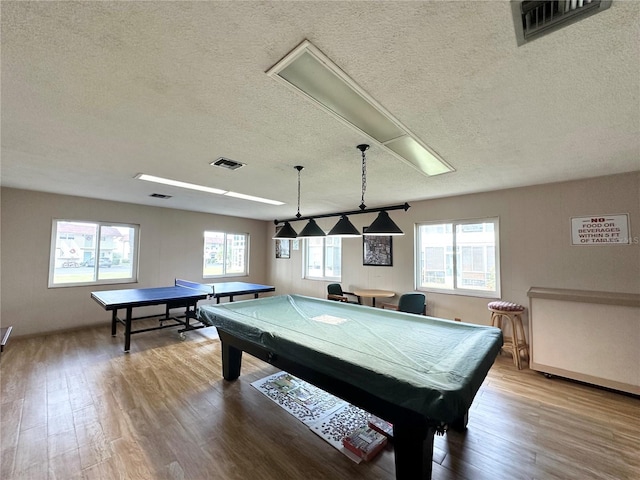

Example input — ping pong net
[175,278,215,296]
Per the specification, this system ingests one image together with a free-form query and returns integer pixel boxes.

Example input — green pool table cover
[198,294,503,424]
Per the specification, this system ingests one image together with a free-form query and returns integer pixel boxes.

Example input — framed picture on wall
[363,227,393,266]
[275,227,291,259]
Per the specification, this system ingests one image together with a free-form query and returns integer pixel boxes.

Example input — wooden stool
[488,301,529,369]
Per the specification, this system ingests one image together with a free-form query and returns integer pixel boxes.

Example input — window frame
[303,236,342,281]
[415,217,501,298]
[203,230,250,278]
[48,219,139,288]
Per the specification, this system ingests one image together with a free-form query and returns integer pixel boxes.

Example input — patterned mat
[251,371,374,463]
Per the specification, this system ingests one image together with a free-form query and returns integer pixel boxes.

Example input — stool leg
[515,313,529,366]
[491,312,504,358]
[506,315,522,370]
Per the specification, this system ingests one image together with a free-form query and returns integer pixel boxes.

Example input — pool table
[198,295,502,480]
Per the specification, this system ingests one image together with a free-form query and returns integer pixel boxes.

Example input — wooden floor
[1,322,638,480]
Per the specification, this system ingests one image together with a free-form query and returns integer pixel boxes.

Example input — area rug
[251,371,377,463]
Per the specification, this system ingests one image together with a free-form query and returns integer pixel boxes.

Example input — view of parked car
[83,257,112,267]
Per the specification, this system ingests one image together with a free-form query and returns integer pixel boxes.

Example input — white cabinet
[527,287,640,395]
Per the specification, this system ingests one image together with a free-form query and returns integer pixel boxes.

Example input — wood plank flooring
[1,321,638,479]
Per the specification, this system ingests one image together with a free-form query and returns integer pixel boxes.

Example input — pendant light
[297,218,326,238]
[326,143,371,237]
[272,166,304,239]
[273,221,298,239]
[295,165,326,238]
[273,147,409,235]
[274,166,326,239]
[365,210,404,236]
[327,215,361,237]
[355,144,404,236]
[326,144,366,237]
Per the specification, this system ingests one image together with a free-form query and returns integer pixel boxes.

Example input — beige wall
[0,188,269,336]
[267,172,640,331]
[2,172,638,338]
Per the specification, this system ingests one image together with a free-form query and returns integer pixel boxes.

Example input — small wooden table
[353,289,395,307]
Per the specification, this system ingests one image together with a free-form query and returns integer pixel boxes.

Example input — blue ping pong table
[91,279,275,352]
[209,281,275,303]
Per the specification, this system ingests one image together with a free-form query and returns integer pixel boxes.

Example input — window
[203,231,249,277]
[49,220,139,287]
[304,237,342,280]
[415,218,500,298]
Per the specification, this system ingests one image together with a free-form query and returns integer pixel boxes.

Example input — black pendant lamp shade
[272,147,409,238]
[327,215,360,237]
[364,210,404,236]
[297,218,326,238]
[273,221,298,239]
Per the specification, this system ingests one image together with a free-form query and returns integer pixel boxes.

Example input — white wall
[0,189,269,336]
[266,173,640,331]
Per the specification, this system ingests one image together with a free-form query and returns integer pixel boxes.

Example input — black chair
[398,293,426,314]
[327,283,361,304]
[383,293,425,315]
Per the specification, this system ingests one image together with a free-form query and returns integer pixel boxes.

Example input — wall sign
[571,214,630,245]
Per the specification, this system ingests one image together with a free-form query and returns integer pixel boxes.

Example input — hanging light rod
[274,202,410,226]
[273,145,410,239]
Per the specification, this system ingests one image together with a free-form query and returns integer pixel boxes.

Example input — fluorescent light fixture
[135,174,284,205]
[385,136,452,176]
[225,191,284,205]
[267,40,454,177]
[136,174,227,195]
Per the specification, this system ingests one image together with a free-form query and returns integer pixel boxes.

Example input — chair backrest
[327,283,344,296]
[397,293,426,315]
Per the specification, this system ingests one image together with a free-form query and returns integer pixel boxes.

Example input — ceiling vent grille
[211,157,246,170]
[512,0,612,46]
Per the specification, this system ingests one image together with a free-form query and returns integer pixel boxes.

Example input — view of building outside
[417,220,498,295]
[50,220,137,285]
[305,237,342,280]
[203,231,248,277]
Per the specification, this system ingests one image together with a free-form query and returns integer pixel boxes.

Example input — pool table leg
[221,340,243,380]
[393,422,435,480]
[450,411,468,431]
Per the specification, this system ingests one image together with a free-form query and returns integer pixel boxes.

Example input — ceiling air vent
[512,0,612,46]
[150,193,172,199]
[211,157,246,170]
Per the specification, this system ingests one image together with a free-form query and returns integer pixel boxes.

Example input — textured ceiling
[1,1,639,221]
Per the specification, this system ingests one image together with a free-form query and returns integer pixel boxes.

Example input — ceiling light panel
[385,136,452,176]
[267,40,454,177]
[224,191,284,205]
[135,174,284,205]
[276,51,404,143]
[136,174,227,195]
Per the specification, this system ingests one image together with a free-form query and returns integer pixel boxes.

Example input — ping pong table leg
[124,307,133,352]
[111,310,118,336]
